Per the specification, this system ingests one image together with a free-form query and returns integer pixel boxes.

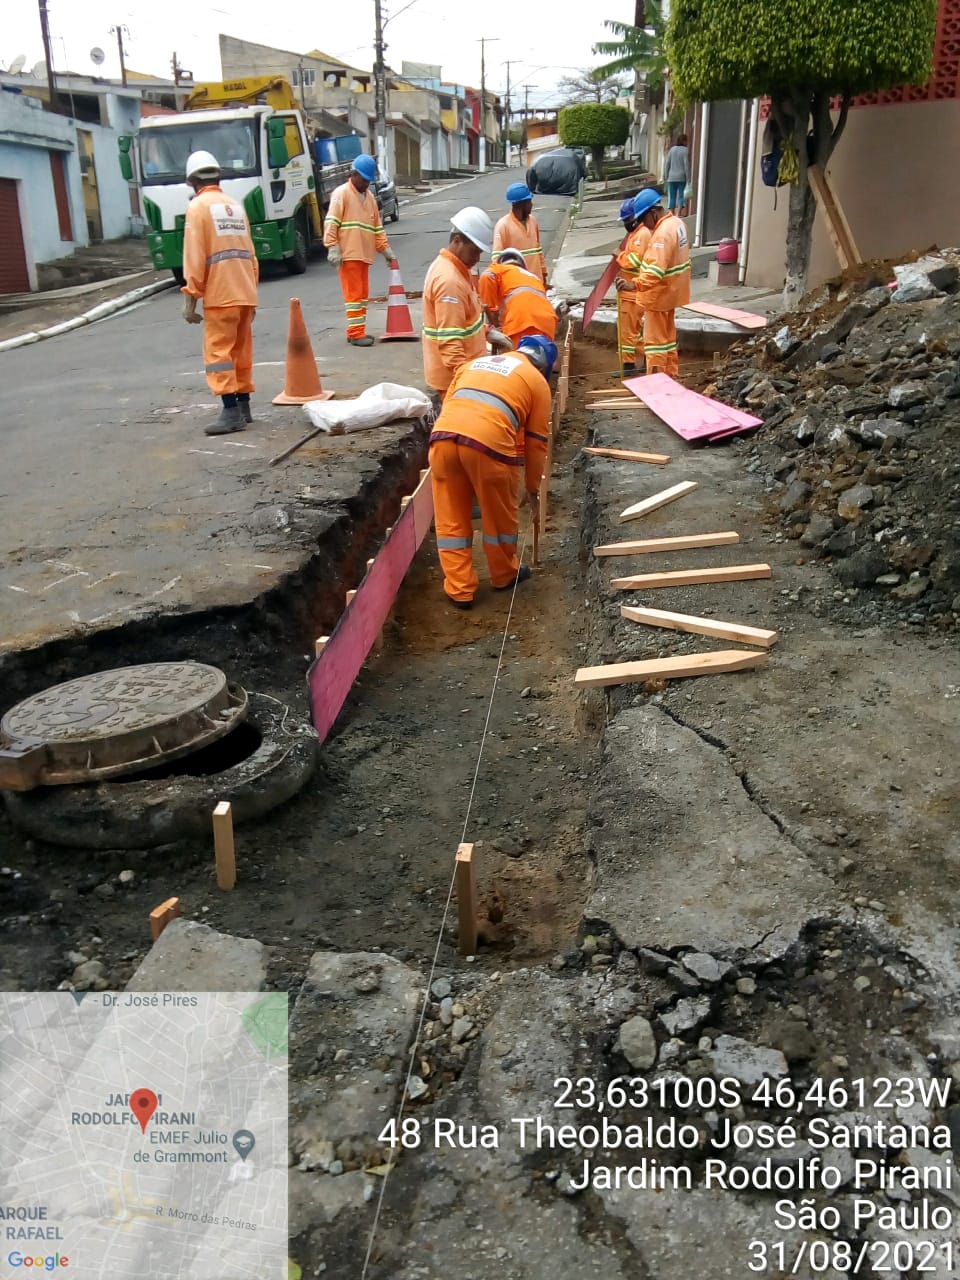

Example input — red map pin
[130,1088,158,1134]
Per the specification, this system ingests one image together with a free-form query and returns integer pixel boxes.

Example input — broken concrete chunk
[887,382,927,409]
[891,575,930,601]
[768,325,800,360]
[834,545,890,587]
[800,514,835,548]
[618,1015,657,1070]
[780,479,812,513]
[659,995,712,1038]
[795,415,817,445]
[680,952,727,984]
[709,1034,788,1085]
[891,256,955,303]
[127,919,267,992]
[837,484,875,520]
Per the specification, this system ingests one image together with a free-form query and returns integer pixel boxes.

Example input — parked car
[374,178,400,223]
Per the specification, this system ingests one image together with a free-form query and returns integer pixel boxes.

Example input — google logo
[6,1254,69,1271]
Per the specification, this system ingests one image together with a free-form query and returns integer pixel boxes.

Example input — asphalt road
[0,172,570,654]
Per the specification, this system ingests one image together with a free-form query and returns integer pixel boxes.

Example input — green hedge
[558,102,630,148]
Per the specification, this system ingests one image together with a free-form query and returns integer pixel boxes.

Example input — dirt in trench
[0,415,597,994]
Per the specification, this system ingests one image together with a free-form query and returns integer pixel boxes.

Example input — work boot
[447,596,473,611]
[493,564,531,590]
[621,362,637,377]
[348,335,375,347]
[205,404,245,435]
[238,397,253,424]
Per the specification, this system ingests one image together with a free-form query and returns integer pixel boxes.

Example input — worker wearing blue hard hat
[627,187,691,377]
[322,153,394,346]
[492,181,546,284]
[619,196,638,231]
[614,193,652,374]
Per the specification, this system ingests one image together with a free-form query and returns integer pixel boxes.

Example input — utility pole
[171,52,181,86]
[522,84,538,156]
[503,60,517,168]
[373,0,389,179]
[37,0,59,112]
[111,23,129,86]
[477,37,499,174]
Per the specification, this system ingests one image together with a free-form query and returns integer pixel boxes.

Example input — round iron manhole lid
[0,662,248,790]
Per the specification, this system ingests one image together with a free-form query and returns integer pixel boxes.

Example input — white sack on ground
[303,383,432,434]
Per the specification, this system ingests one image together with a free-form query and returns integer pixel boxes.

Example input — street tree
[558,102,630,179]
[667,0,937,306]
[557,67,625,105]
[592,4,668,92]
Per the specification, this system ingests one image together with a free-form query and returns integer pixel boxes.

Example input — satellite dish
[9,54,27,75]
[90,47,105,66]
[31,61,47,79]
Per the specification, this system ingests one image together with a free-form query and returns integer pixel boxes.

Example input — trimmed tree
[559,102,630,179]
[667,0,937,306]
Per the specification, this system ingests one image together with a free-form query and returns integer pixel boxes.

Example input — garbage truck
[118,77,354,279]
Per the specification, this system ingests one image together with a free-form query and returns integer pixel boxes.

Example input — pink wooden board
[308,477,434,743]
[680,301,768,329]
[623,373,761,442]
[583,246,624,329]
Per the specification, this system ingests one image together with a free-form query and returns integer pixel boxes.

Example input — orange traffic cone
[273,299,334,404]
[379,257,418,343]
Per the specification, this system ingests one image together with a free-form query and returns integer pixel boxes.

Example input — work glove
[380,245,395,263]
[327,245,342,269]
[615,278,637,293]
[182,294,202,325]
[487,327,513,352]
[523,488,540,516]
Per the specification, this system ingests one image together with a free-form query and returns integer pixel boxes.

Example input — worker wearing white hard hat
[421,206,494,399]
[181,150,259,435]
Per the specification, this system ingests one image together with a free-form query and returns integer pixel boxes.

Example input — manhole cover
[0,662,247,790]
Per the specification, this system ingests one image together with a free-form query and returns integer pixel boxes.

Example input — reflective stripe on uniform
[422,316,485,343]
[451,387,520,431]
[205,360,234,372]
[207,248,255,265]
[437,535,474,549]
[483,531,518,545]
[644,341,678,354]
[503,285,545,303]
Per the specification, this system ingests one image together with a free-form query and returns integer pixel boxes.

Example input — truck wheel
[287,214,308,275]
[171,268,185,286]
[389,203,400,224]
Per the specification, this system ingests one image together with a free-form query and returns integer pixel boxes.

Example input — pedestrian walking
[663,134,691,217]
[422,207,492,401]
[323,154,394,347]
[614,197,652,375]
[492,182,547,284]
[180,150,259,436]
[631,188,691,377]
[477,248,557,348]
[429,335,557,608]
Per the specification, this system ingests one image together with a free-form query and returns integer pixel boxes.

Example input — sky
[3,0,632,109]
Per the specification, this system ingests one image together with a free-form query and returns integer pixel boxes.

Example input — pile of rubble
[707,254,960,628]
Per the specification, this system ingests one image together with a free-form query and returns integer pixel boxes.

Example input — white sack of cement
[303,383,432,434]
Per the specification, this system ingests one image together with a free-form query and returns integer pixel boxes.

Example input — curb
[0,277,176,354]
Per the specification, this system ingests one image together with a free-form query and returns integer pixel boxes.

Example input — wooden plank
[583,447,671,465]
[594,531,740,557]
[583,250,622,329]
[609,563,772,589]
[619,481,698,524]
[680,301,768,329]
[621,603,778,648]
[808,164,860,271]
[455,842,478,956]
[623,373,761,442]
[149,897,181,941]
[212,801,236,891]
[574,649,768,687]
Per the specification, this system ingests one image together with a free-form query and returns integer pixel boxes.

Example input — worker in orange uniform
[428,335,557,609]
[492,182,546,284]
[181,150,259,436]
[614,196,651,376]
[422,207,492,401]
[477,248,557,348]
[323,154,393,347]
[630,188,691,377]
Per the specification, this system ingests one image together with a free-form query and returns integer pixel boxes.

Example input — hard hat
[185,150,220,181]
[619,196,638,222]
[517,334,558,379]
[450,206,493,252]
[632,188,664,219]
[497,247,525,267]
[506,182,532,204]
[352,154,378,181]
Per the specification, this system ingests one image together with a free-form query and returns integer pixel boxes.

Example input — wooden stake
[594,531,740,557]
[532,512,540,567]
[149,896,181,941]
[455,843,478,956]
[609,563,772,590]
[621,603,778,648]
[346,588,357,607]
[212,801,236,891]
[583,447,671,465]
[367,559,385,652]
[400,495,412,513]
[808,164,861,271]
[314,635,330,657]
[574,649,768,688]
[619,481,698,524]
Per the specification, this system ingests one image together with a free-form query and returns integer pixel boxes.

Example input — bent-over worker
[181,150,259,436]
[631,188,691,377]
[422,207,492,400]
[428,335,557,609]
[615,194,652,375]
[478,248,557,349]
[492,183,546,284]
[323,154,393,347]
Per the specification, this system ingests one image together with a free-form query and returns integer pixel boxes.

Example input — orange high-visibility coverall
[422,248,487,394]
[634,212,691,377]
[477,261,557,345]
[616,223,652,367]
[492,211,546,282]
[429,353,551,602]
[323,180,389,338]
[181,185,259,396]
